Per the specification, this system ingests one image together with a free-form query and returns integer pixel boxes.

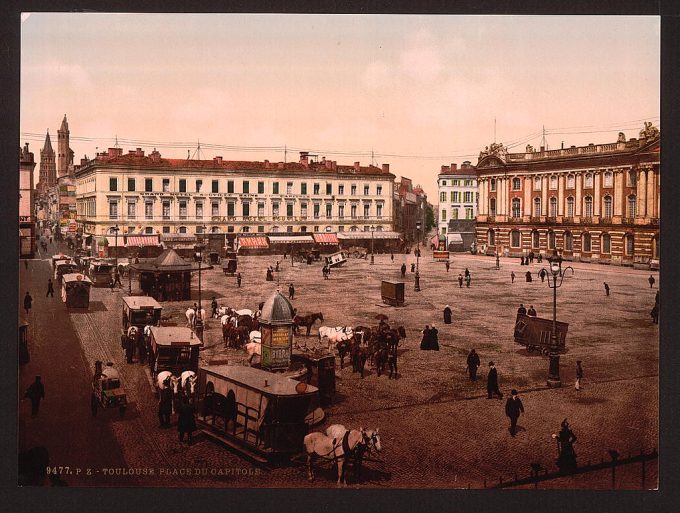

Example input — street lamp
[112,225,120,268]
[194,224,207,340]
[370,225,375,265]
[415,221,422,291]
[541,251,574,388]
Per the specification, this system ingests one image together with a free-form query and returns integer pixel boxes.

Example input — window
[258,226,265,233]
[313,204,320,218]
[196,180,202,193]
[603,196,613,218]
[567,175,575,189]
[287,226,293,233]
[227,180,234,193]
[488,230,496,246]
[179,179,186,193]
[363,204,370,218]
[604,172,613,187]
[512,198,521,218]
[179,200,187,219]
[301,183,307,195]
[326,183,332,195]
[257,202,264,217]
[490,179,496,192]
[463,191,471,202]
[549,197,557,217]
[548,231,555,250]
[533,197,542,217]
[509,230,520,248]
[338,204,344,218]
[286,182,293,194]
[364,185,370,196]
[301,203,308,217]
[351,204,357,218]
[258,181,265,194]
[565,231,573,251]
[162,201,170,219]
[242,226,250,233]
[584,196,593,218]
[534,177,542,191]
[351,184,357,195]
[179,226,187,234]
[227,202,235,216]
[338,185,344,195]
[550,176,558,190]
[512,178,521,190]
[314,226,320,232]
[109,177,118,191]
[145,178,153,192]
[127,200,136,218]
[453,191,460,202]
[582,233,592,252]
[272,202,280,217]
[145,201,153,219]
[441,180,447,186]
[301,226,308,232]
[465,207,474,219]
[377,185,382,196]
[441,209,447,222]
[566,197,575,217]
[162,226,170,234]
[440,192,447,203]
[584,173,593,188]
[489,198,496,216]
[313,183,320,195]
[627,170,637,187]
[109,201,118,219]
[242,181,249,194]
[242,202,250,216]
[227,226,234,233]
[273,182,279,194]
[602,233,611,254]
[627,195,637,218]
[195,202,203,219]
[127,178,135,192]
[451,208,458,220]
[211,202,219,217]
[145,227,154,235]
[377,204,383,218]
[532,230,540,248]
[326,204,332,218]
[162,178,170,192]
[288,204,295,217]
[465,179,473,187]
[212,180,219,193]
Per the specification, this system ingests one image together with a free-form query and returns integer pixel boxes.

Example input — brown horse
[293,312,324,336]
[336,339,352,369]
[378,326,407,351]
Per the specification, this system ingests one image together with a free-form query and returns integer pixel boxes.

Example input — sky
[20,13,660,199]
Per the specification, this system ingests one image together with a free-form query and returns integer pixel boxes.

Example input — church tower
[38,130,56,192]
[57,114,73,177]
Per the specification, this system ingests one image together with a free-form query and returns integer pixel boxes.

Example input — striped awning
[268,235,314,244]
[313,233,339,245]
[126,235,160,247]
[237,236,269,249]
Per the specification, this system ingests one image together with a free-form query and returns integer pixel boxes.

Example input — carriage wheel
[541,347,550,356]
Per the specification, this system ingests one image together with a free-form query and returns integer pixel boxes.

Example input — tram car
[290,351,336,407]
[514,314,569,355]
[51,253,71,269]
[381,280,405,306]
[88,259,117,286]
[324,251,348,268]
[61,273,93,308]
[54,260,78,284]
[147,326,201,380]
[91,360,127,417]
[196,365,319,464]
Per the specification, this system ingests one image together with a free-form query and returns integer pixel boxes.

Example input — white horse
[180,370,197,396]
[217,306,233,318]
[156,371,178,392]
[235,308,254,317]
[185,308,196,328]
[319,326,354,351]
[326,424,382,453]
[245,331,261,365]
[143,324,153,338]
[303,429,365,486]
[127,326,139,339]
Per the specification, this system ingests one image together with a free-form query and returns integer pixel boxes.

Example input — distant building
[19,143,37,258]
[475,123,660,268]
[37,130,56,194]
[393,177,427,246]
[57,114,74,178]
[436,161,477,251]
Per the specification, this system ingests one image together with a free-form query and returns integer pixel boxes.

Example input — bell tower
[57,114,73,177]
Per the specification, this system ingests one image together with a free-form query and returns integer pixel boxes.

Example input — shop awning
[237,236,269,249]
[268,235,315,244]
[447,233,464,243]
[126,235,160,247]
[336,231,402,240]
[313,233,339,245]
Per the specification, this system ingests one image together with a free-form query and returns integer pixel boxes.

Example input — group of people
[420,325,439,350]
[457,268,472,288]
[519,251,541,265]
[322,264,332,279]
[517,304,537,317]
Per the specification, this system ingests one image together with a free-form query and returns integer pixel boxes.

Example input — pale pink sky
[20,14,659,198]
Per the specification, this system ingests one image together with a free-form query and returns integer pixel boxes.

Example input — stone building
[393,176,427,246]
[437,161,477,251]
[475,123,660,268]
[19,142,36,258]
[57,114,74,178]
[37,131,56,194]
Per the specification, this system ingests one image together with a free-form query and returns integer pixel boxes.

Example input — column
[613,169,623,216]
[480,179,487,215]
[594,172,601,216]
[575,172,583,216]
[637,168,647,218]
[646,169,655,219]
[558,175,565,216]
[499,178,505,215]
[541,175,548,215]
[524,176,532,216]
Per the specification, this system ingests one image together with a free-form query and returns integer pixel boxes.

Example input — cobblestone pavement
[19,243,659,488]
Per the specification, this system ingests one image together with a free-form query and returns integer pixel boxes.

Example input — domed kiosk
[259,291,295,371]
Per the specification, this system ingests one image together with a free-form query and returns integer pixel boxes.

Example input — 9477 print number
[46,467,90,475]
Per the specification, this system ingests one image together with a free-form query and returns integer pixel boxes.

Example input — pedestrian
[178,398,197,444]
[575,361,583,391]
[236,272,242,288]
[46,279,54,297]
[91,391,99,417]
[465,274,471,288]
[458,273,463,288]
[539,268,547,283]
[124,335,134,364]
[525,270,532,282]
[517,303,527,316]
[537,254,543,263]
[604,282,610,296]
[430,325,439,350]
[511,271,515,283]
[401,263,406,278]
[138,335,147,365]
[289,283,295,300]
[648,275,655,288]
[391,252,394,262]
[211,297,218,319]
[445,261,450,273]
[110,276,116,291]
[527,305,537,317]
[283,251,287,260]
[487,362,503,399]
[466,349,481,381]
[555,419,578,472]
[113,269,122,287]
[388,346,398,379]
[23,291,32,315]
[464,267,470,279]
[505,389,524,436]
[411,263,416,273]
[25,375,45,416]
[529,251,534,263]
[420,325,432,350]
[651,303,659,324]
[520,256,525,266]
[443,304,452,324]
[275,261,280,272]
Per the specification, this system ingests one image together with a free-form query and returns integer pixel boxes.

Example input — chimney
[264,159,269,168]
[135,147,144,157]
[441,165,448,173]
[150,149,162,162]
[382,163,390,173]
[354,161,360,172]
[451,163,457,172]
[299,151,309,168]
[214,156,223,164]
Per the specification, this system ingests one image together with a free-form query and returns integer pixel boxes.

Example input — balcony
[622,217,635,225]
[580,217,592,225]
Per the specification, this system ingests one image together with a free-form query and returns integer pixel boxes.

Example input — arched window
[512,178,521,190]
[489,198,496,216]
[564,231,573,251]
[107,226,119,235]
[178,226,187,234]
[533,197,541,217]
[196,225,205,234]
[488,229,496,246]
[601,233,611,254]
[603,195,613,218]
[582,232,592,252]
[584,173,593,188]
[549,197,557,217]
[326,225,334,232]
[566,197,575,217]
[627,195,637,218]
[350,225,359,232]
[584,196,593,218]
[625,234,635,255]
[548,230,555,250]
[604,171,613,187]
[532,230,540,248]
[512,198,521,218]
[510,230,521,248]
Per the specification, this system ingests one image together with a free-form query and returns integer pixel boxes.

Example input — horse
[303,428,366,486]
[374,346,389,377]
[237,314,259,332]
[351,343,370,378]
[378,326,407,351]
[293,312,324,336]
[325,425,382,480]
[336,339,353,369]
[179,371,197,402]
[217,306,233,318]
[319,326,354,352]
[185,308,196,328]
[245,331,262,365]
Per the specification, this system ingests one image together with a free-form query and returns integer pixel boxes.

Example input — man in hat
[236,272,242,288]
[505,389,524,436]
[289,283,295,300]
[511,271,516,283]
[25,375,45,416]
[445,261,450,273]
[466,349,481,382]
[401,263,406,278]
[604,282,610,296]
[539,268,547,283]
[527,305,537,317]
[443,305,452,324]
[648,275,655,288]
[211,297,218,319]
[525,270,533,282]
[458,273,464,288]
[517,304,527,316]
[487,362,503,399]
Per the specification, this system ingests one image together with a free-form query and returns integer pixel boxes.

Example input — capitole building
[475,122,660,268]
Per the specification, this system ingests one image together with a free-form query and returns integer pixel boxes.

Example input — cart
[148,326,201,380]
[62,273,93,308]
[88,259,116,286]
[121,296,162,351]
[324,251,348,268]
[91,360,127,418]
[51,253,71,269]
[514,314,569,355]
[54,261,78,284]
[381,280,405,306]
[222,258,238,275]
[207,251,221,265]
[290,351,336,407]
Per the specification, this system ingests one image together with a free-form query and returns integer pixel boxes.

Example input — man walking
[113,268,122,287]
[648,275,656,288]
[46,279,54,298]
[539,268,547,283]
[236,272,242,288]
[401,263,406,278]
[445,261,450,273]
[458,273,464,288]
[467,349,481,382]
[505,389,524,436]
[575,361,583,390]
[604,282,610,296]
[487,362,503,399]
[527,305,537,317]
[289,283,295,300]
[511,271,516,283]
[465,274,471,288]
[25,375,45,417]
[23,292,33,315]
[525,270,533,282]
[211,297,218,319]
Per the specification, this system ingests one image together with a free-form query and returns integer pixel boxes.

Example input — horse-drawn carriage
[222,251,238,275]
[121,296,162,358]
[348,246,368,259]
[87,259,116,287]
[51,253,71,269]
[514,314,569,355]
[195,365,320,465]
[207,251,221,265]
[62,273,93,308]
[324,251,348,268]
[54,261,78,284]
[147,326,201,381]
[91,360,127,418]
[381,280,405,306]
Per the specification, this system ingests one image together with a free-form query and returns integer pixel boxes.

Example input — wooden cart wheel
[541,347,550,356]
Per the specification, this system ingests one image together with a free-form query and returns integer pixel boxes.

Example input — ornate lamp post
[370,225,375,265]
[541,251,574,388]
[415,222,421,291]
[112,225,120,268]
[194,224,207,340]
